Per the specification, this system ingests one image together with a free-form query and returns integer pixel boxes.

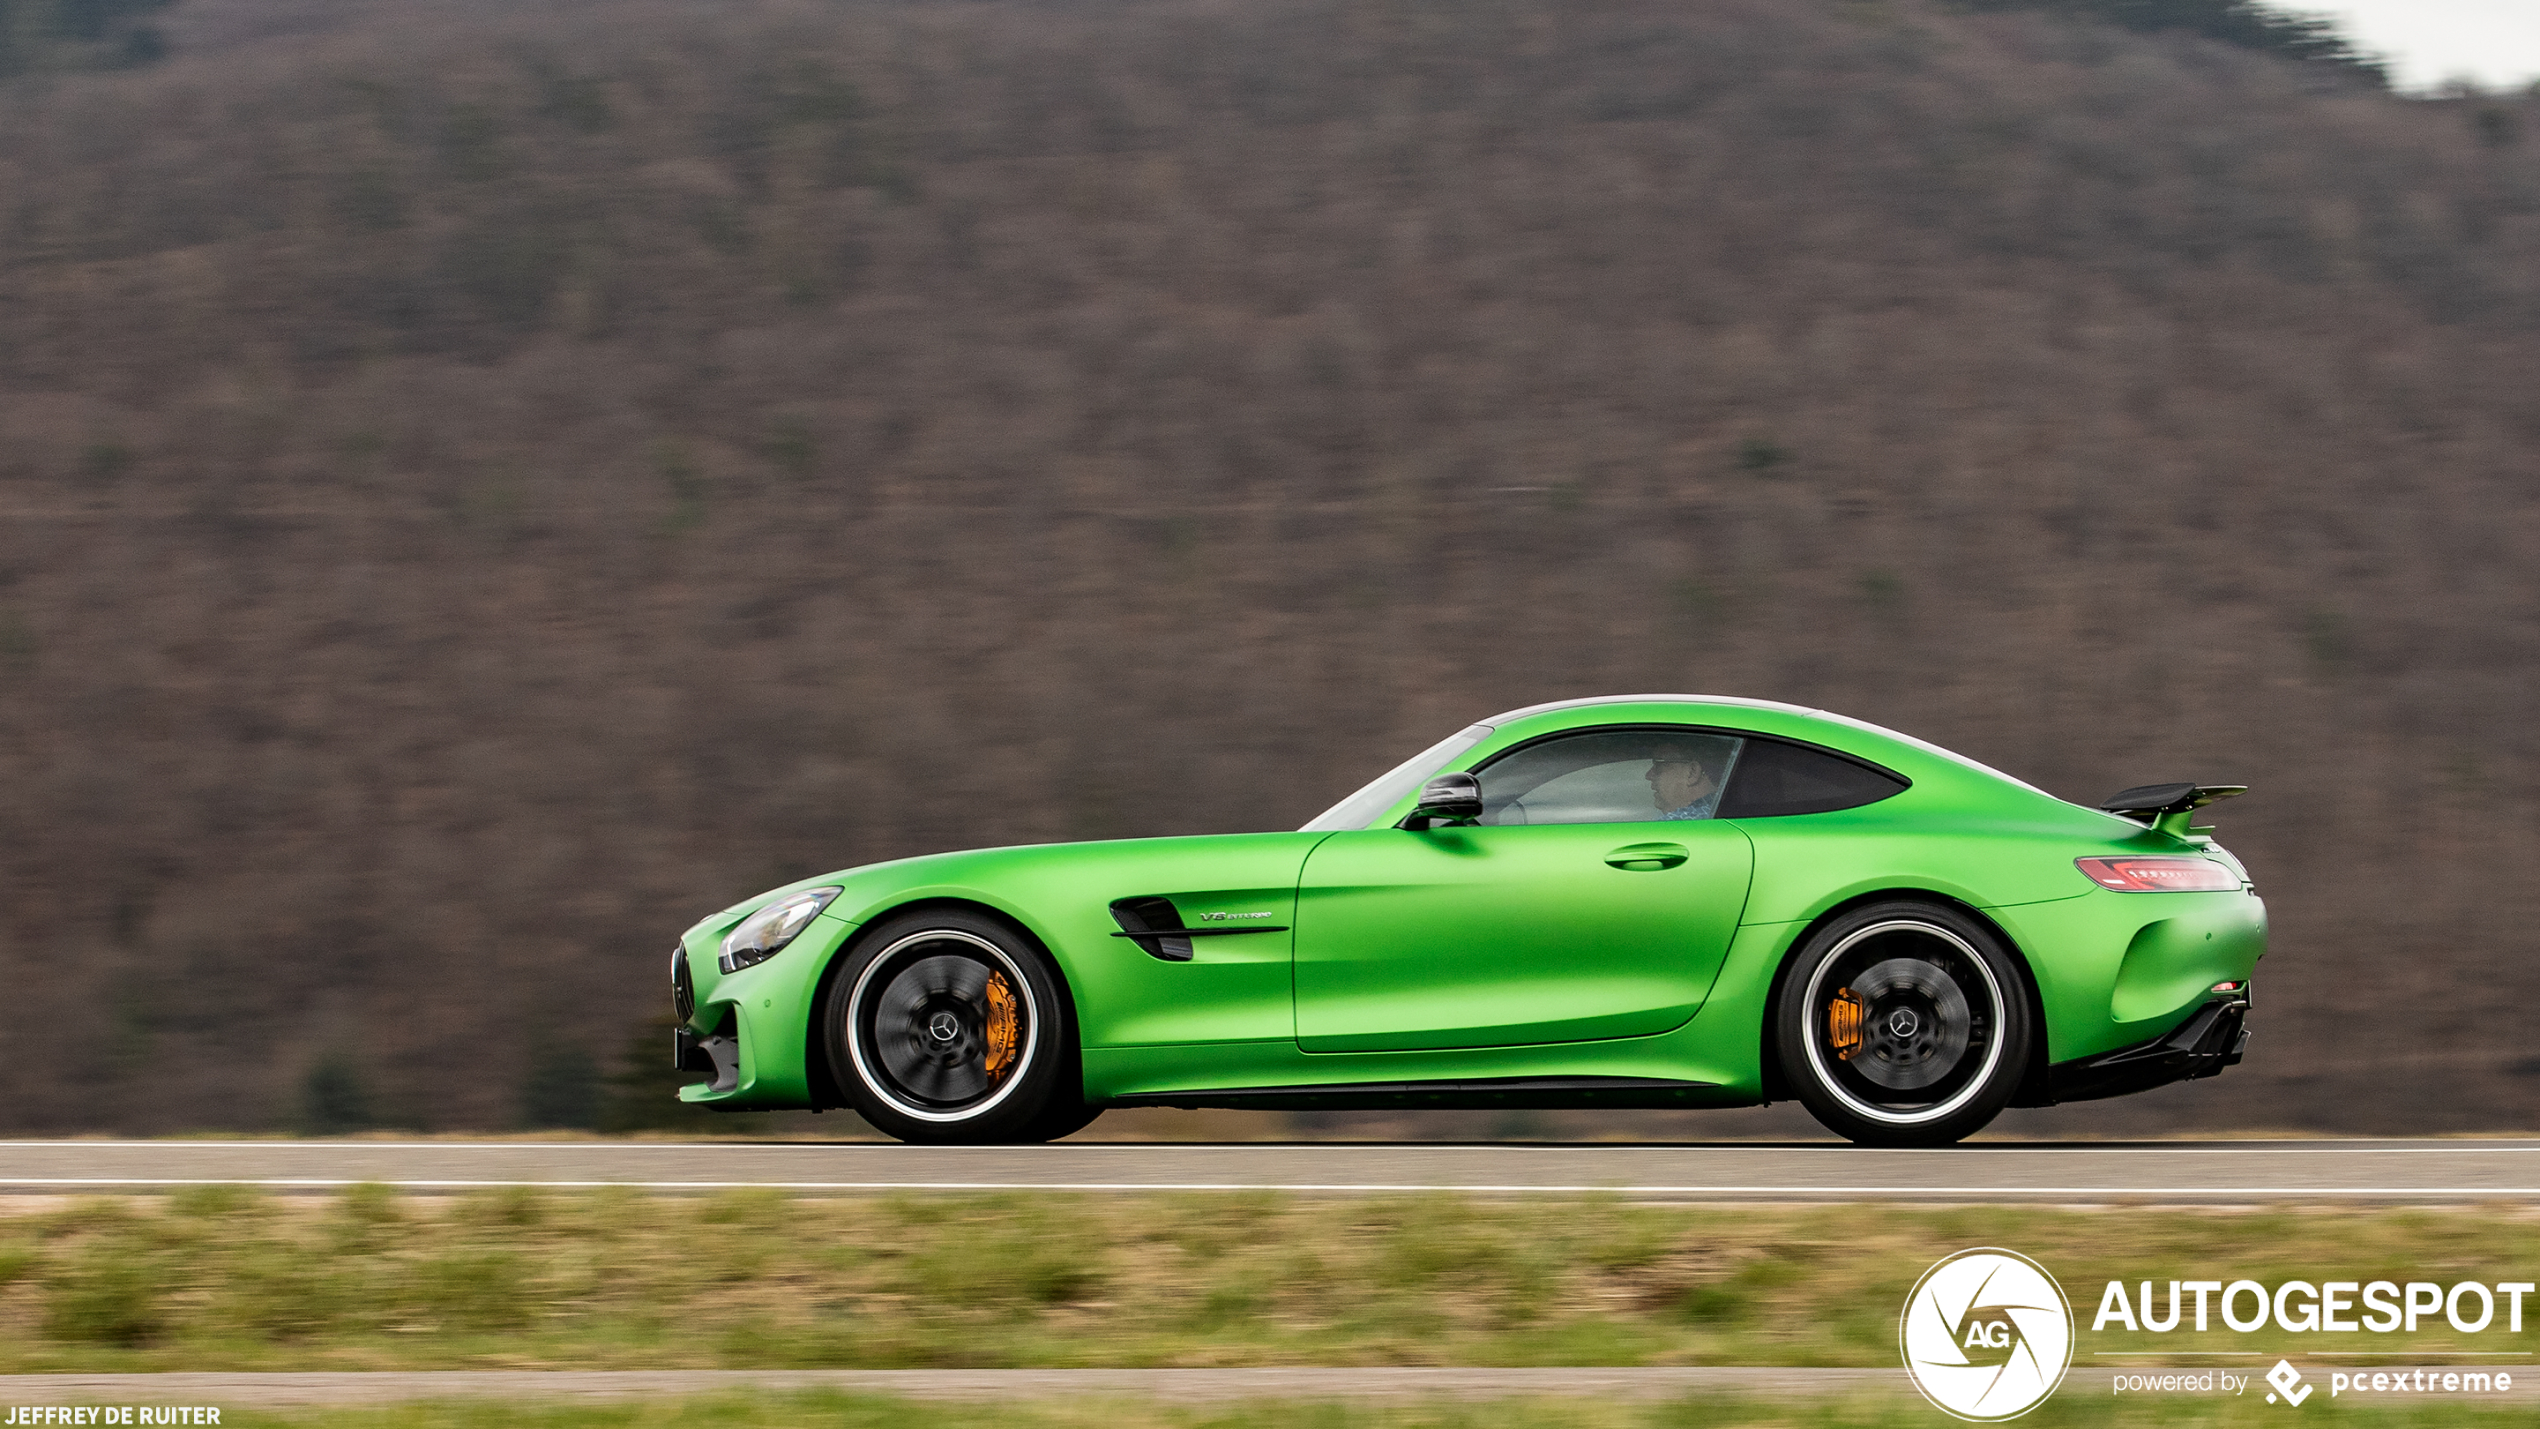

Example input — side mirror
[1405,772,1482,828]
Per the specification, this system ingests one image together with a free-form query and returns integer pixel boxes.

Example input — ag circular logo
[1900,1248,2074,1421]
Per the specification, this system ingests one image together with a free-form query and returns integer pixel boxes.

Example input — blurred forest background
[2,0,2537,1136]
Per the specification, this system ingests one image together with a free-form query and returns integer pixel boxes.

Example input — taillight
[2074,856,2241,892]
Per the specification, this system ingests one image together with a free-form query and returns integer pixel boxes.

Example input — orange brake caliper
[1828,988,1865,1062]
[983,971,1020,1080]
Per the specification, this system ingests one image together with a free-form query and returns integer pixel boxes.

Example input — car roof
[1479,693,1813,725]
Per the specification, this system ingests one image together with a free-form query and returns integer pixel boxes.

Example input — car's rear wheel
[1774,901,2031,1146]
[1017,1096,1104,1142]
[825,909,1077,1144]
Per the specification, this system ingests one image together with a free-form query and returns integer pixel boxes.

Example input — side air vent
[1110,897,1193,962]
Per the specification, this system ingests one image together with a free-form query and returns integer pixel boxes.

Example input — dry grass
[189,1388,2540,1429]
[2,1189,2538,1372]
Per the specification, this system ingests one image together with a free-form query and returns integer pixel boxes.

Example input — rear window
[1717,738,1907,818]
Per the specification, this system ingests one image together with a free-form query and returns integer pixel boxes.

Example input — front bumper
[671,911,859,1109]
[673,1024,740,1093]
[2044,995,2250,1104]
[669,945,740,1092]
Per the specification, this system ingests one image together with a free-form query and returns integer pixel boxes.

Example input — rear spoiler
[2100,783,2246,839]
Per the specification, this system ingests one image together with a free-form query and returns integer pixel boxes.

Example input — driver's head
[1647,755,1716,811]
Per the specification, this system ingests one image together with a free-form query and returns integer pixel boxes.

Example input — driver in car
[1649,754,1722,820]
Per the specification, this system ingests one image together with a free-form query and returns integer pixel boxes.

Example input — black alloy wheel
[824,909,1080,1143]
[1774,900,2032,1146]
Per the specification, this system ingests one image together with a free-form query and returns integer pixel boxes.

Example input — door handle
[1605,842,1688,871]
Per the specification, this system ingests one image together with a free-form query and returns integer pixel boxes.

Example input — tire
[1011,1022,1102,1142]
[1016,1097,1104,1143]
[823,909,1077,1144]
[1773,900,2032,1146]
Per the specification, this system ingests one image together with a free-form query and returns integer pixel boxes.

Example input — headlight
[719,887,842,973]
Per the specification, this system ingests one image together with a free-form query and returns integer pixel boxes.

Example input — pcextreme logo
[1901,1248,2076,1421]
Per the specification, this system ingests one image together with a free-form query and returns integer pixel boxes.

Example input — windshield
[1300,724,1493,831]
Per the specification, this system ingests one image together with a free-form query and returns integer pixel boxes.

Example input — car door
[1292,726,1756,1052]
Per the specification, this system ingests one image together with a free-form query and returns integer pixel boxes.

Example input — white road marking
[2,1178,2536,1195]
[8,1140,2540,1154]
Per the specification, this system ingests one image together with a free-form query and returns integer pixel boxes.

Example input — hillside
[2,0,2537,1133]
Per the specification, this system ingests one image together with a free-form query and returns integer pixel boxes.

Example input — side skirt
[1106,1074,1720,1112]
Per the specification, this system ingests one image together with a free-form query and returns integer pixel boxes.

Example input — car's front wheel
[825,909,1078,1144]
[1774,901,2032,1146]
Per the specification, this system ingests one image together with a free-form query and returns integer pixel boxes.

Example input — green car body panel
[674,696,2264,1115]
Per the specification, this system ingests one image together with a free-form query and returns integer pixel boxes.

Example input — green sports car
[669,696,2262,1145]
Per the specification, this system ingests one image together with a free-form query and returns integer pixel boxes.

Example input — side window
[1473,728,1745,826]
[1716,738,1907,818]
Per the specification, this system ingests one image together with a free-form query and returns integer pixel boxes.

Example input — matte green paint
[1294,821,1751,1051]
[672,696,2267,1112]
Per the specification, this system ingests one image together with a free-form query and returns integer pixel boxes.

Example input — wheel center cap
[927,1011,960,1043]
[1888,1009,1921,1039]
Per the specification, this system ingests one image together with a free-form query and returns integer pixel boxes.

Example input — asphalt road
[4,1139,2539,1201]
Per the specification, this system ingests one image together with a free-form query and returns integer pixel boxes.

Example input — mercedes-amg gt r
[667,695,2262,1145]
